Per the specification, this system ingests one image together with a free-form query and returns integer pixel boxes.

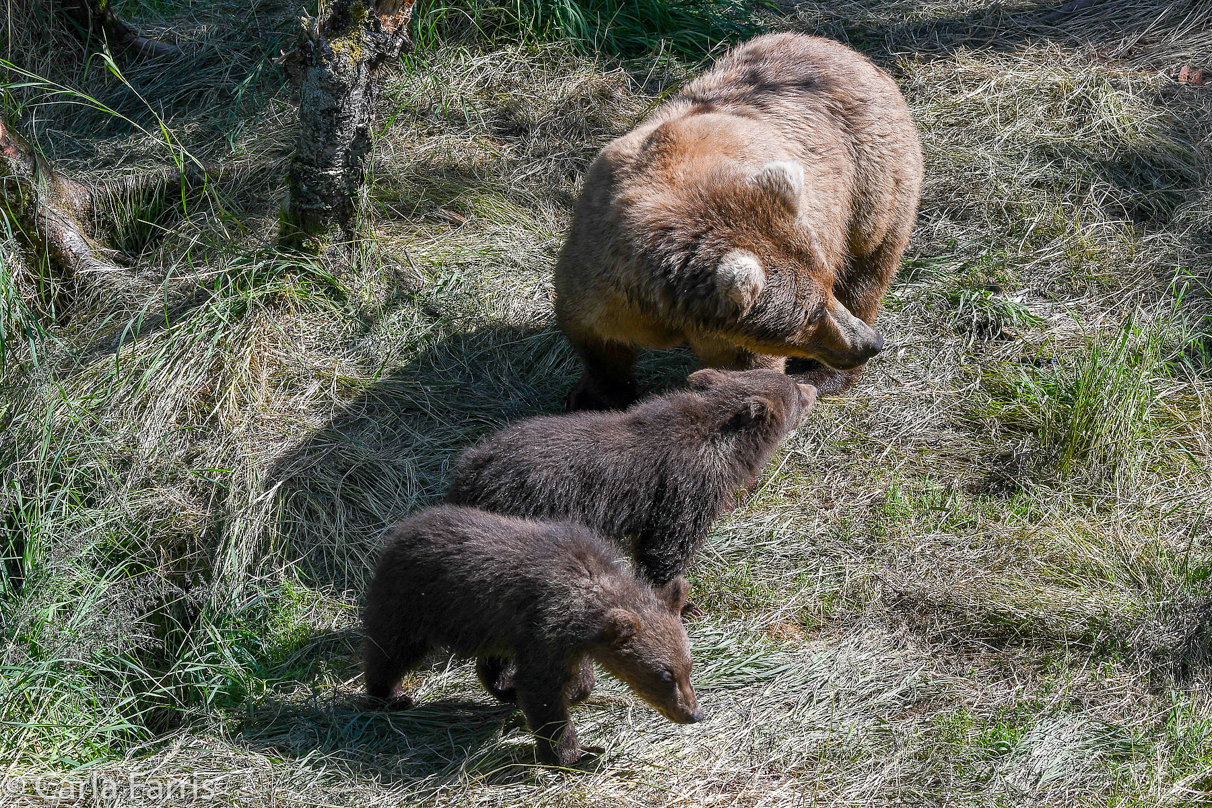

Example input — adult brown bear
[554,33,923,410]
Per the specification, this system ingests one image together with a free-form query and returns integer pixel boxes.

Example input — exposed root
[60,0,180,59]
[0,118,228,292]
[0,116,124,279]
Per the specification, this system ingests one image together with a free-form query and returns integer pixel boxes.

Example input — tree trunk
[59,0,180,58]
[281,0,415,253]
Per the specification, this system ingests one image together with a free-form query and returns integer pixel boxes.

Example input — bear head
[593,576,703,725]
[636,148,884,370]
[687,368,817,438]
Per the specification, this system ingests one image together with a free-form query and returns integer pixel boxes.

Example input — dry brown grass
[1,1,1211,805]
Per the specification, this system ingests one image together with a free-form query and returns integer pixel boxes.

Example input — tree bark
[281,0,415,253]
[59,0,180,58]
[0,117,124,282]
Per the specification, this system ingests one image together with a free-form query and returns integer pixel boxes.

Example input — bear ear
[732,395,778,428]
[660,577,690,614]
[715,249,765,313]
[601,608,641,645]
[797,383,818,413]
[688,368,728,391]
[751,161,804,213]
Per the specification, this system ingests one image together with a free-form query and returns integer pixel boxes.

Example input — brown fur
[446,368,816,588]
[554,33,923,409]
[362,506,703,766]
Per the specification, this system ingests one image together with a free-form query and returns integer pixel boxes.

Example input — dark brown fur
[553,33,923,409]
[362,505,702,766]
[446,369,817,587]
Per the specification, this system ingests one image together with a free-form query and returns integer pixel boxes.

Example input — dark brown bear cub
[446,368,817,587]
[362,505,702,766]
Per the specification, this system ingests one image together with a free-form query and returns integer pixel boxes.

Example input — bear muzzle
[661,702,705,724]
[812,299,884,370]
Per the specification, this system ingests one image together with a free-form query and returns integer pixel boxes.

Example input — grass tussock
[1,0,1211,805]
[975,312,1200,492]
[411,0,769,58]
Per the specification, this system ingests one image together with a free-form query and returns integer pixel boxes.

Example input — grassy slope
[1,0,1211,805]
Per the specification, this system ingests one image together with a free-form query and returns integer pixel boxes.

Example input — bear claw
[680,601,705,622]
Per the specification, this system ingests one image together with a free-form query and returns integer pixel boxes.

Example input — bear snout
[673,684,702,723]
[664,703,704,724]
[814,300,885,370]
[861,331,885,360]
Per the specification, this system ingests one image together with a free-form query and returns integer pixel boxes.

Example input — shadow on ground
[260,319,700,596]
[238,687,549,789]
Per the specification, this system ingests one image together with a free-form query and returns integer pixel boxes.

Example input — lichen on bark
[281,0,415,255]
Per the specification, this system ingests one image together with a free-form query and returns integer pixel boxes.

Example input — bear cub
[446,368,817,589]
[362,505,702,766]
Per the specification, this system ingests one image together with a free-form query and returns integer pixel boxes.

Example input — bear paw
[680,601,705,622]
[365,692,415,711]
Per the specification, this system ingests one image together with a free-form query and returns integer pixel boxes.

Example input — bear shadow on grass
[238,683,549,788]
[261,321,700,599]
[233,623,541,784]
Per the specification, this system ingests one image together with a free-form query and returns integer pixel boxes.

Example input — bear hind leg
[476,656,518,703]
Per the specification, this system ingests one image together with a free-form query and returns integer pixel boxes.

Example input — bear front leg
[565,658,595,705]
[566,337,638,412]
[688,337,785,375]
[362,636,427,710]
[514,655,601,766]
[785,358,861,396]
[635,518,710,620]
[634,543,685,590]
[634,502,714,589]
[476,656,518,703]
[793,233,909,396]
[727,349,786,373]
